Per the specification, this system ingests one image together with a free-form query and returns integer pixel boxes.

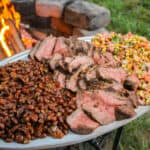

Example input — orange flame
[0,0,21,57]
[0,19,12,57]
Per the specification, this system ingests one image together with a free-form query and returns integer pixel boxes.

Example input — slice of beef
[66,64,91,92]
[78,79,87,90]
[66,109,99,134]
[115,105,136,120]
[77,90,126,108]
[105,83,124,93]
[68,56,94,72]
[85,66,97,81]
[64,57,73,64]
[49,53,63,70]
[83,102,116,125]
[103,52,120,67]
[128,92,139,108]
[57,72,66,88]
[53,37,69,55]
[93,50,105,65]
[35,36,56,61]
[53,71,66,88]
[71,40,88,55]
[66,70,79,92]
[76,90,126,125]
[96,90,127,106]
[29,41,40,59]
[97,67,127,83]
[124,74,140,91]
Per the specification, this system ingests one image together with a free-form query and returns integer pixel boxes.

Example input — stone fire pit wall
[12,0,110,37]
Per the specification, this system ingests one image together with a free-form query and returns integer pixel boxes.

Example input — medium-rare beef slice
[66,109,99,134]
[115,105,136,120]
[78,79,87,90]
[127,92,139,108]
[53,37,69,55]
[49,53,63,70]
[57,72,66,88]
[66,64,92,92]
[29,41,40,59]
[97,67,127,83]
[103,52,121,67]
[124,74,140,91]
[66,70,80,92]
[93,50,105,65]
[53,71,66,88]
[85,66,97,81]
[35,36,56,61]
[68,56,94,73]
[105,83,124,93]
[76,90,126,108]
[83,102,116,125]
[76,90,127,125]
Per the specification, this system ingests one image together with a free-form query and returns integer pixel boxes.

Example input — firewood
[0,46,6,60]
[5,19,25,54]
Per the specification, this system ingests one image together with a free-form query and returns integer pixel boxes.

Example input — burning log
[5,19,25,54]
[0,47,5,59]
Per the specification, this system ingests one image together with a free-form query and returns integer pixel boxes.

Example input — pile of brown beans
[0,60,76,143]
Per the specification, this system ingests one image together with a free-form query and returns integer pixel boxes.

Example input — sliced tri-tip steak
[115,105,136,120]
[53,71,66,88]
[29,41,40,59]
[66,109,99,134]
[76,90,126,125]
[78,79,87,90]
[57,72,66,88]
[66,64,92,92]
[105,83,124,93]
[35,36,56,61]
[97,67,127,83]
[49,53,63,70]
[128,92,139,108]
[124,74,140,91]
[85,66,97,81]
[68,56,94,73]
[93,50,105,65]
[53,37,69,55]
[103,52,121,67]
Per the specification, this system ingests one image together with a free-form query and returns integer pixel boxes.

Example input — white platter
[0,36,150,150]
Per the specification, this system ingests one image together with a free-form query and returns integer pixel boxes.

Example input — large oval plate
[0,36,150,150]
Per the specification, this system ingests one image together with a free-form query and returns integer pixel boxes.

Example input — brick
[12,0,35,16]
[51,18,73,35]
[73,27,108,36]
[64,1,110,30]
[35,0,73,18]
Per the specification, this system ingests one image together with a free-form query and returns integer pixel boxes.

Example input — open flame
[0,19,11,57]
[0,0,20,57]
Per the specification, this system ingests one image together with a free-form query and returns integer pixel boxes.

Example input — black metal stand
[88,126,124,150]
[62,126,124,150]
[112,126,124,150]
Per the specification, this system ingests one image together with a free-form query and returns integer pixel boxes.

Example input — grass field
[87,0,150,149]
[88,0,150,39]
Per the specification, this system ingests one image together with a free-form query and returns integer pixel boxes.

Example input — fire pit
[0,0,110,60]
[0,0,37,60]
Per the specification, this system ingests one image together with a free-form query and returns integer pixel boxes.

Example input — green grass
[87,0,150,149]
[88,0,150,39]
